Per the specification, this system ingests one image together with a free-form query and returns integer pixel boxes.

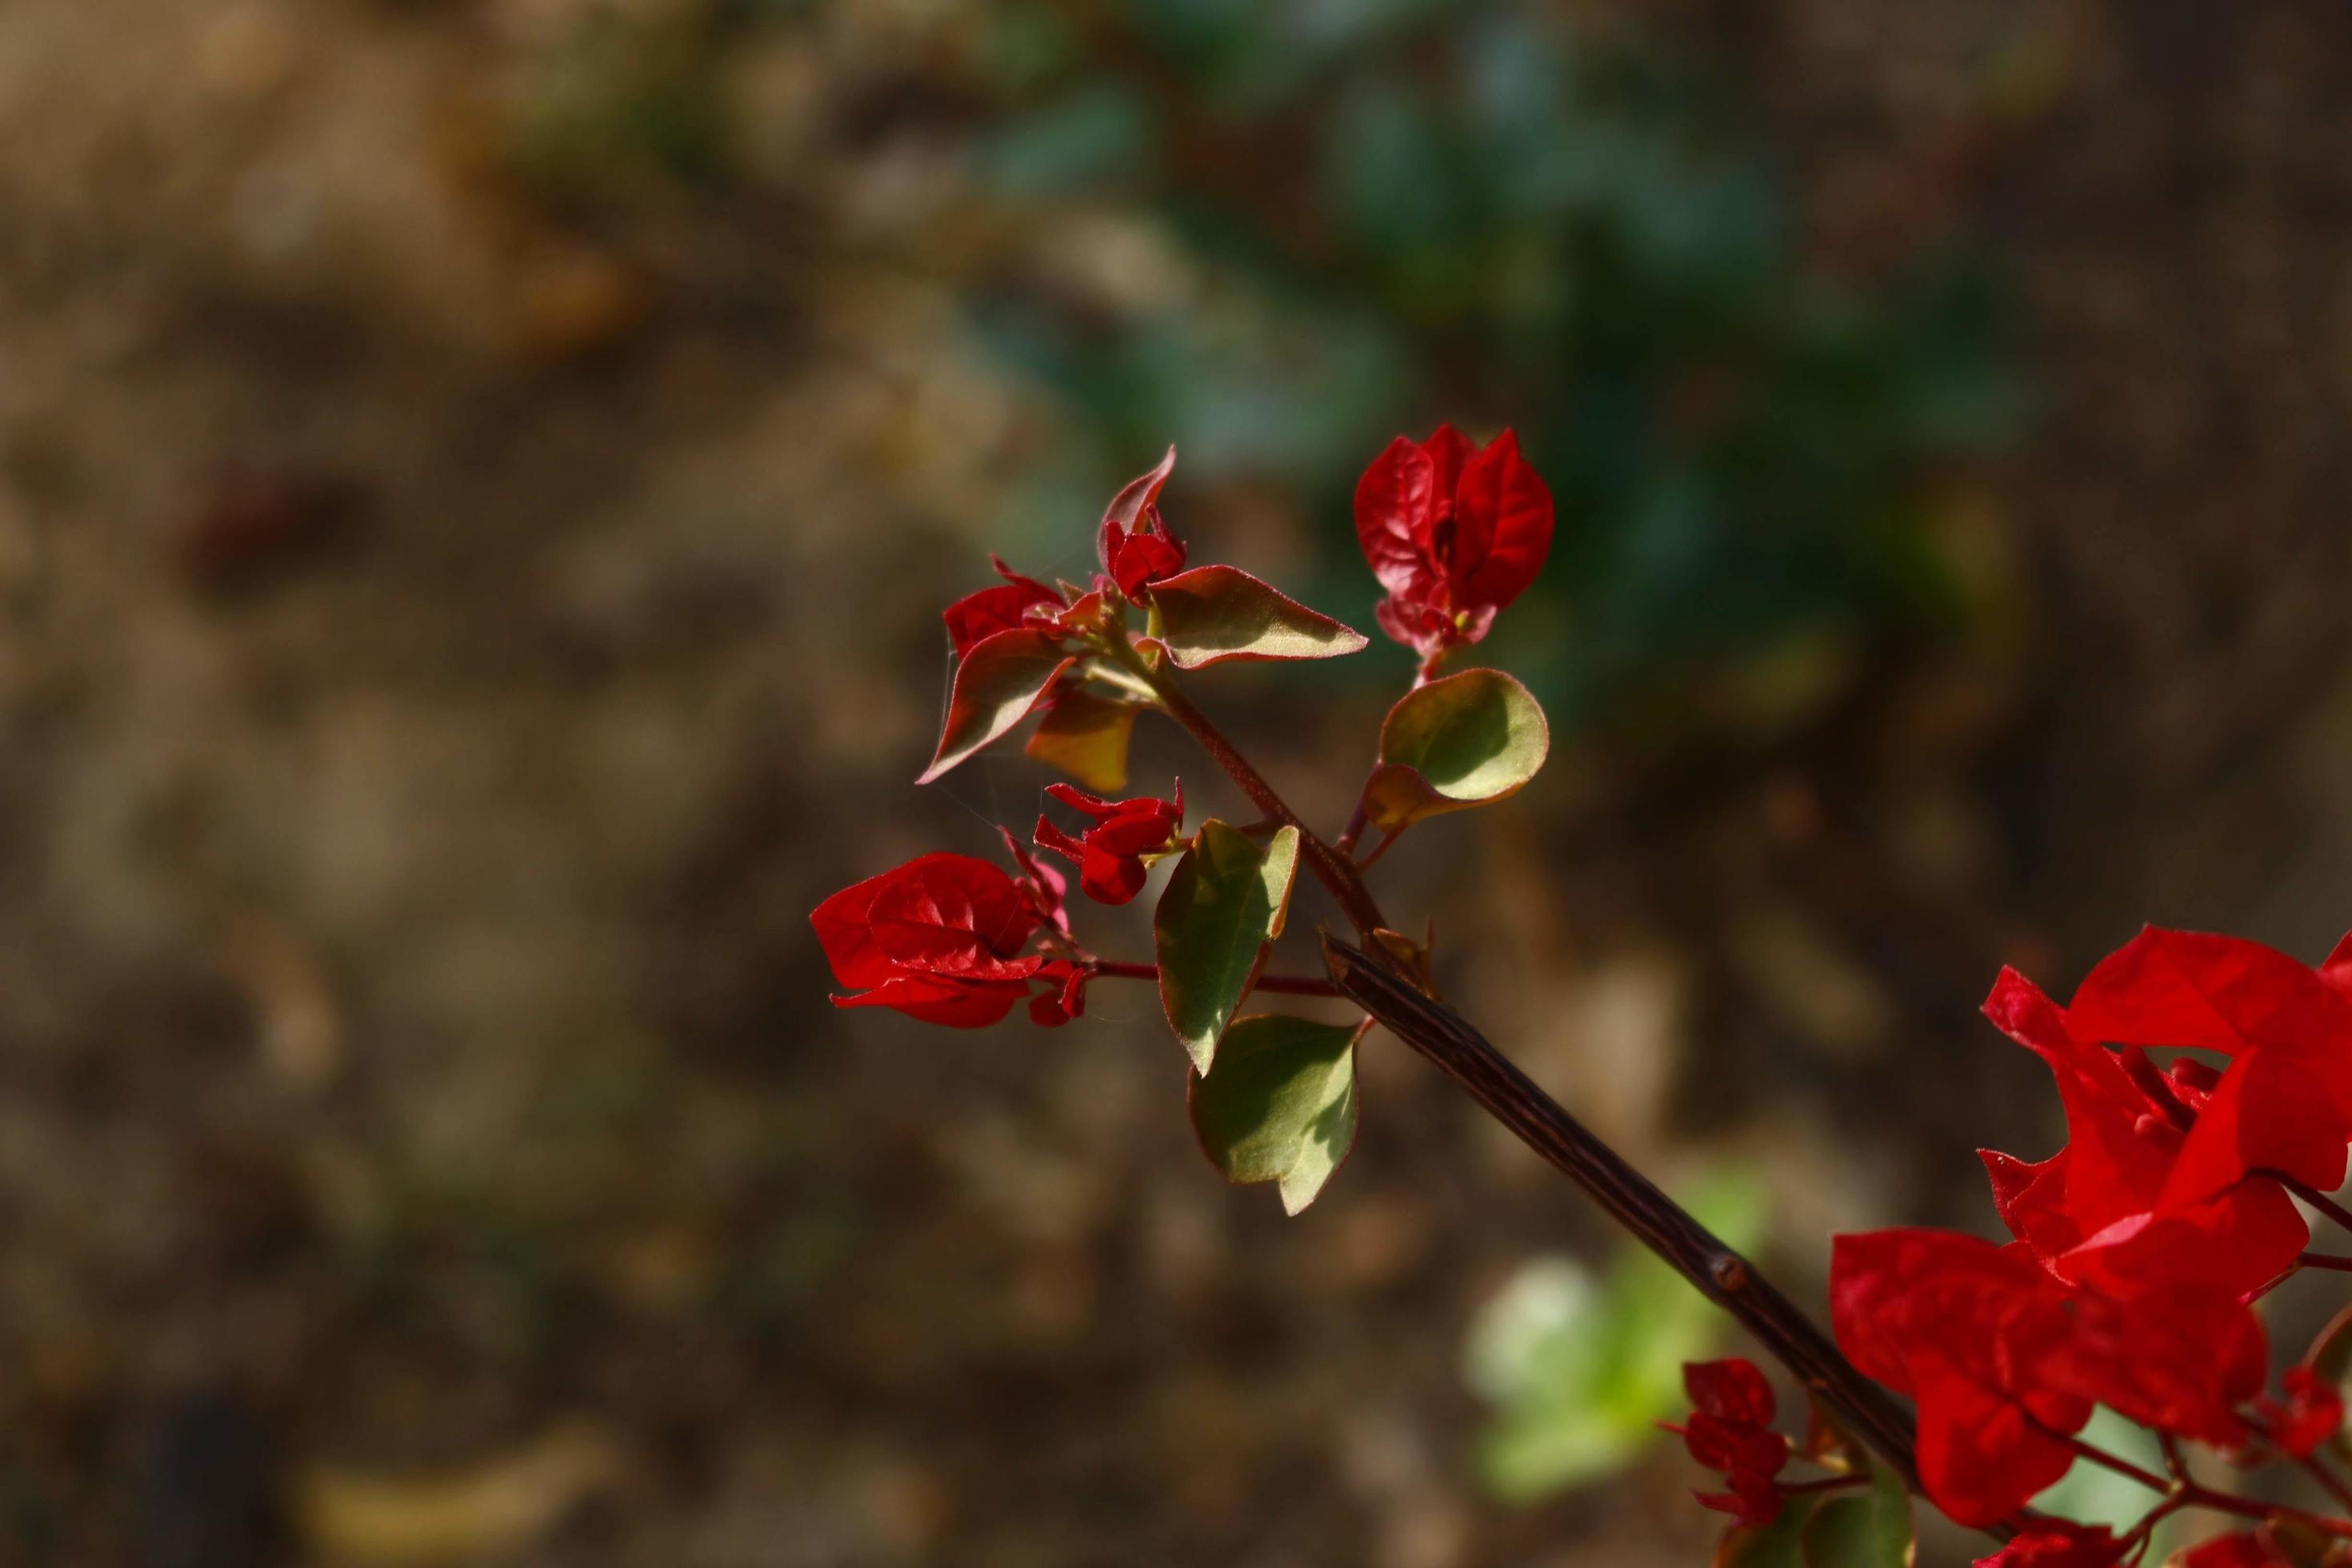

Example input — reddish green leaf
[1146,566,1368,669]
[1800,1469,1913,1568]
[1154,821,1300,1073]
[916,628,1074,785]
[1360,667,1550,831]
[1024,687,1142,794]
[1188,1014,1362,1214]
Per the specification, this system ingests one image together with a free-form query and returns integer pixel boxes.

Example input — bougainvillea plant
[818,431,2352,1566]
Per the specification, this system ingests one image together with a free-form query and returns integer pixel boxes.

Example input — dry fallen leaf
[298,1421,621,1563]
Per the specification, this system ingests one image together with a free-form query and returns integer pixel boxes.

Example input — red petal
[2068,926,2352,1059]
[2055,1181,2304,1302]
[2267,1366,2345,1458]
[1421,424,1475,506]
[1354,436,1439,598]
[1684,1358,1776,1426]
[2177,1533,2292,1568]
[1097,447,1178,576]
[944,580,1059,658]
[1913,1366,2079,1527]
[2162,1046,2351,1207]
[865,853,1043,979]
[832,974,1027,1027]
[1446,429,1554,613]
[2045,1287,2266,1446]
[811,864,910,991]
[1972,1522,2122,1567]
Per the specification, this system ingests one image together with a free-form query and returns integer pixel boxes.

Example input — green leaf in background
[1715,1493,1824,1568]
[1464,1166,1767,1502]
[1800,1466,1912,1567]
[1146,565,1370,668]
[1187,1014,1362,1214]
[1024,687,1142,793]
[1361,667,1550,832]
[1154,822,1302,1072]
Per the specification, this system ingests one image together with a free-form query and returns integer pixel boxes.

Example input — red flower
[1978,966,2307,1302]
[1662,1358,1789,1527]
[2042,1286,2267,1448]
[812,853,1053,1027]
[1026,958,1089,1029]
[2260,1366,2345,1459]
[1973,1522,2122,1567]
[1354,426,1554,660]
[1033,782,1184,906]
[2178,1531,2297,1568]
[2062,928,2352,1208]
[943,557,1065,658]
[1830,1228,2090,1526]
[1097,447,1186,599]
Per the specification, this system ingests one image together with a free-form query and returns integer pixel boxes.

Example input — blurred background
[5,0,2352,1562]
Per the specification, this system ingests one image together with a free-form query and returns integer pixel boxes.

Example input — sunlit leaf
[1800,1466,1912,1568]
[1362,667,1549,831]
[1188,1014,1362,1214]
[1154,821,1301,1072]
[1146,565,1369,668]
[916,629,1074,785]
[1025,687,1142,793]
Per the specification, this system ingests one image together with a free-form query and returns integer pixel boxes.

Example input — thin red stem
[1086,958,1346,998]
[1121,649,1392,943]
[2056,1426,2352,1539]
[1354,830,1402,871]
[2302,1252,2352,1272]
[2062,1435,2171,1495]
[2278,1174,2352,1240]
[2299,1451,2352,1517]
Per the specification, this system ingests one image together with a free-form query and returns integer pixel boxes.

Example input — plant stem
[2058,1429,2352,1537]
[2062,1435,2171,1494]
[2281,1174,2352,1240]
[1322,935,1937,1513]
[1122,651,1393,943]
[2301,1452,2352,1517]
[2302,1252,2352,1272]
[1087,958,1345,998]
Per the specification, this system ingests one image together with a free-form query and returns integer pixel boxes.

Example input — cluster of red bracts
[1354,425,1554,663]
[811,786,1186,1028]
[1674,928,2352,1564]
[1662,1358,1790,1527]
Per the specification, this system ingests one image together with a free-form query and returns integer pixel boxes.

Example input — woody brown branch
[1321,934,1929,1503]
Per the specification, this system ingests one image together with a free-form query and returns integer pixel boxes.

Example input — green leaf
[1188,1014,1362,1214]
[1362,667,1550,832]
[1468,1167,1768,1502]
[1800,1467,1912,1568]
[1146,565,1370,668]
[1024,686,1142,793]
[917,629,1074,785]
[1154,821,1301,1072]
[1716,1493,1823,1568]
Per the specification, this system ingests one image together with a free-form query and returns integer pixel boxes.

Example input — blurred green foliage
[1462,1166,1768,1502]
[965,1,2019,728]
